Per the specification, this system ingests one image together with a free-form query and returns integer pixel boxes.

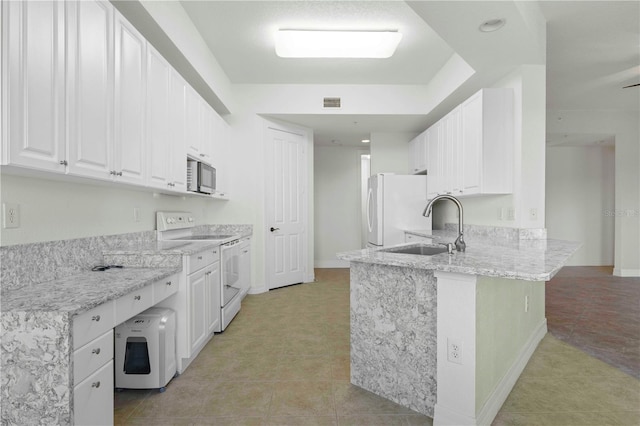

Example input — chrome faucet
[422,194,466,252]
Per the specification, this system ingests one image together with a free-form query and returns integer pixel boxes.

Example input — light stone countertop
[337,230,580,281]
[1,267,179,316]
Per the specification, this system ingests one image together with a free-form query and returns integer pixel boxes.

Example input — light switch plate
[2,203,20,229]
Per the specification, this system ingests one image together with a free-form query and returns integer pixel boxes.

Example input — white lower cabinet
[70,273,178,425]
[73,360,114,426]
[159,247,221,373]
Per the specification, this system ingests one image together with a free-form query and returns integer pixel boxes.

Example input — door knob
[270,227,280,232]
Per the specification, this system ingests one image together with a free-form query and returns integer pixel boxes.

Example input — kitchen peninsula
[337,227,579,426]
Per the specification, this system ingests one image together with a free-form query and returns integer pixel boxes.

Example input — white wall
[314,145,364,267]
[370,132,415,175]
[546,146,615,266]
[547,109,639,276]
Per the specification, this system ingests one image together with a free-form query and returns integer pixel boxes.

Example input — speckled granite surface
[339,232,579,281]
[350,262,437,417]
[1,267,178,315]
[0,231,156,291]
[0,225,251,425]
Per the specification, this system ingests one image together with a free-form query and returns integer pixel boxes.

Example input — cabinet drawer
[73,359,114,426]
[73,330,113,385]
[187,249,216,273]
[153,273,179,304]
[73,301,115,350]
[405,233,433,244]
[115,285,153,324]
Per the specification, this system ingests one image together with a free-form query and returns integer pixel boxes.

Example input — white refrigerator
[366,173,431,247]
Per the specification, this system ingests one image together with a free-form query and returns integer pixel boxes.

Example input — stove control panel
[156,211,195,231]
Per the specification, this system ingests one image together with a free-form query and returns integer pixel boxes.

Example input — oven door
[221,242,240,307]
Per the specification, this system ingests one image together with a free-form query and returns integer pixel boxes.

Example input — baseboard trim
[476,319,548,425]
[433,319,547,426]
[613,268,640,277]
[248,284,267,295]
[314,260,350,268]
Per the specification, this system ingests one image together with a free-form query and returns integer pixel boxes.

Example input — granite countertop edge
[103,231,253,255]
[1,267,181,317]
[337,233,581,282]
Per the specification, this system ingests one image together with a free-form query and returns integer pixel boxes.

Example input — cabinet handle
[213,250,217,254]
[92,348,101,355]
[243,250,249,254]
[59,160,68,166]
[166,281,172,286]
[91,315,101,322]
[92,381,101,388]
[116,171,123,176]
[199,153,205,157]
[134,295,141,300]
[198,256,203,260]
[109,170,116,175]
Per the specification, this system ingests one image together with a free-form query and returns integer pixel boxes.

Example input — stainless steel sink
[381,244,448,256]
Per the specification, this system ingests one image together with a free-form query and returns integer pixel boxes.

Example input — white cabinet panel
[73,359,113,426]
[169,69,187,191]
[185,85,201,159]
[66,0,113,180]
[113,10,146,184]
[206,260,221,335]
[409,132,427,174]
[460,88,514,196]
[2,0,66,172]
[114,283,153,324]
[146,45,171,189]
[188,266,208,354]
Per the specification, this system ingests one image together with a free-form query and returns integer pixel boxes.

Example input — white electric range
[156,211,242,332]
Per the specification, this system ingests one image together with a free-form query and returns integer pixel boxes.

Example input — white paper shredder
[115,307,177,391]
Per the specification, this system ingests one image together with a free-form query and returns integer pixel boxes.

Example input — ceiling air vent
[323,97,341,109]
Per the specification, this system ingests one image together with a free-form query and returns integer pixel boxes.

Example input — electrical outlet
[133,207,140,223]
[525,295,529,313]
[447,338,463,365]
[507,208,515,221]
[529,208,538,221]
[2,203,20,229]
[497,207,505,221]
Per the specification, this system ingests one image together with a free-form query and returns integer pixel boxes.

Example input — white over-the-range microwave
[187,160,216,195]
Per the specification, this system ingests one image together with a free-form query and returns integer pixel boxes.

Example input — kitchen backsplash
[0,231,156,292]
[443,223,547,243]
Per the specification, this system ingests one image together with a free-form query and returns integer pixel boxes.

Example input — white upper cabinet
[408,132,427,174]
[66,0,113,180]
[146,44,171,189]
[419,88,513,199]
[112,10,146,185]
[460,88,514,196]
[2,0,230,199]
[2,1,66,172]
[168,69,187,192]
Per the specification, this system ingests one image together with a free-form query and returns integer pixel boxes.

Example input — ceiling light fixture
[275,30,402,58]
[479,18,506,33]
[361,139,370,143]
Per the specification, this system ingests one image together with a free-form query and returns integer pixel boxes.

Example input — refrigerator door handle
[366,187,373,232]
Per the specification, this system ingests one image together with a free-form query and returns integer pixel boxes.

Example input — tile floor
[115,267,640,425]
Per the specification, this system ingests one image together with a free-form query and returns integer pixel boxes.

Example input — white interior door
[265,125,307,290]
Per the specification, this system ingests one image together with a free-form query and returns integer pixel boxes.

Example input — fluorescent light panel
[275,30,402,58]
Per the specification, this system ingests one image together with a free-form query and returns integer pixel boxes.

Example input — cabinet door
[188,267,208,353]
[66,0,113,180]
[146,45,171,189]
[426,124,441,199]
[73,360,114,426]
[461,92,483,195]
[207,261,221,334]
[3,1,66,172]
[442,107,462,195]
[199,100,213,163]
[113,10,145,184]
[169,69,187,191]
[185,85,201,158]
